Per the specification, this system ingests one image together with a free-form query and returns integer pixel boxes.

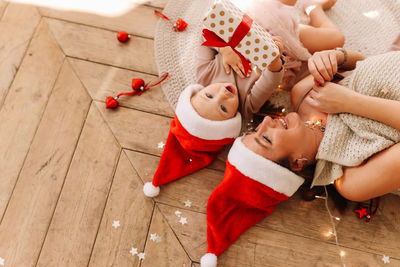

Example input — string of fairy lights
[315,186,346,267]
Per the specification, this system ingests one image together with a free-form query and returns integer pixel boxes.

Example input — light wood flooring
[0,0,399,266]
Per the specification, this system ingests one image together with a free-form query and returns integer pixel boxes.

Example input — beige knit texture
[313,52,400,190]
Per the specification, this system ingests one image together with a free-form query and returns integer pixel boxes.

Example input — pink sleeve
[242,68,284,118]
[195,45,219,86]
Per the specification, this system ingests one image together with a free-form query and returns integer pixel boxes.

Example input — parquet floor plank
[0,60,91,267]
[0,3,40,107]
[0,19,65,218]
[89,151,154,267]
[94,101,171,155]
[257,190,400,258]
[36,104,120,267]
[158,203,400,266]
[141,206,192,267]
[45,18,158,74]
[69,57,174,117]
[125,150,223,213]
[39,4,159,39]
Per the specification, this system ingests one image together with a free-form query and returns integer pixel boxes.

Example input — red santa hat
[200,137,305,267]
[143,84,242,197]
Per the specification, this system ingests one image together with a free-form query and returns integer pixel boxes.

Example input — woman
[200,44,400,267]
[243,46,400,201]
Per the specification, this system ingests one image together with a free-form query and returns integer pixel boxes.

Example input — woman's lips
[279,117,288,129]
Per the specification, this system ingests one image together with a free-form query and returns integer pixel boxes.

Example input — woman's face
[242,112,316,166]
[190,83,239,121]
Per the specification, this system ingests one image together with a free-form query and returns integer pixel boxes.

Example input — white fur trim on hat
[200,253,217,267]
[175,84,242,140]
[143,182,160,197]
[228,137,305,197]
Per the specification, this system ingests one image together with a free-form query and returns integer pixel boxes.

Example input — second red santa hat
[143,84,242,197]
[200,137,305,267]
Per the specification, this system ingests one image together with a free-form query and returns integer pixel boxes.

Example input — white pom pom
[143,182,160,197]
[200,253,217,267]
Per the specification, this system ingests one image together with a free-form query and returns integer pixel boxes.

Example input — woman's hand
[305,82,357,114]
[308,50,340,85]
[219,46,246,78]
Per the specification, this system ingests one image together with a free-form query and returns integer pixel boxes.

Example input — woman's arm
[345,92,400,131]
[335,142,400,201]
[307,82,400,131]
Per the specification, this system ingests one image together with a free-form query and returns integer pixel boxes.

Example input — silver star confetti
[184,200,192,207]
[175,210,182,217]
[157,141,165,149]
[150,233,162,243]
[0,257,4,266]
[130,247,138,256]
[112,220,120,229]
[179,217,188,225]
[382,255,390,264]
[138,252,146,260]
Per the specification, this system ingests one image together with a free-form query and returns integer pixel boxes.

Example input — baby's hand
[219,46,247,78]
[308,50,338,85]
[268,36,284,72]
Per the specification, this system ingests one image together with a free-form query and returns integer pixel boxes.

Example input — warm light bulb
[325,231,334,237]
[335,217,341,221]
[340,251,345,257]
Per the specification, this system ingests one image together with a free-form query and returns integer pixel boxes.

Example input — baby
[194,39,285,122]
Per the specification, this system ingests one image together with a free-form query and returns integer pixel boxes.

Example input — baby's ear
[290,158,307,172]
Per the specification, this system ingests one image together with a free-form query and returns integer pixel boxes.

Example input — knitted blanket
[154,0,400,110]
[313,52,400,191]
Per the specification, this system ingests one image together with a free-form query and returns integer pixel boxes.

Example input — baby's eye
[220,105,227,112]
[206,93,213,99]
[262,135,272,144]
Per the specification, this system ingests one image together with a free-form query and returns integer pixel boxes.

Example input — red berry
[105,96,119,109]
[174,19,188,32]
[117,31,129,43]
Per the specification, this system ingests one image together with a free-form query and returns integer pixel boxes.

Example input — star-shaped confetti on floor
[150,233,162,243]
[130,247,138,256]
[175,210,182,217]
[382,255,390,264]
[138,252,145,260]
[157,141,165,149]
[179,217,187,225]
[0,257,4,266]
[112,220,120,229]
[184,200,192,207]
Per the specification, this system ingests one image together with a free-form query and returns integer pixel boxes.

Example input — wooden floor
[0,0,399,266]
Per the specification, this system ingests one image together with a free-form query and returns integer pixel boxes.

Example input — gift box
[203,0,279,71]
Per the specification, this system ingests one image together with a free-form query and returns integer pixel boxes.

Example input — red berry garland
[117,31,130,43]
[154,10,188,32]
[105,73,169,109]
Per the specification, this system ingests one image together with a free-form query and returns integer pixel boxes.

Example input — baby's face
[191,83,239,121]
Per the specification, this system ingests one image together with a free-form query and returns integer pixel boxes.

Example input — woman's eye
[220,105,227,112]
[262,135,272,144]
[206,93,213,99]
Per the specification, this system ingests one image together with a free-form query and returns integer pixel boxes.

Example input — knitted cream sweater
[312,51,400,187]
